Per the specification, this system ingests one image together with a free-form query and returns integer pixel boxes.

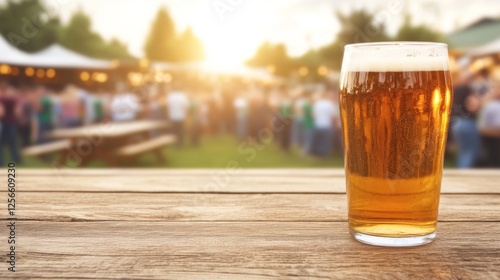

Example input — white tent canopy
[467,37,500,57]
[0,35,112,69]
[29,45,111,69]
[0,35,33,65]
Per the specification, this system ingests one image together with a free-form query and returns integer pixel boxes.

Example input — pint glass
[339,42,452,247]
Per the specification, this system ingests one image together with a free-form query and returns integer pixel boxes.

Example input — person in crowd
[110,83,140,123]
[78,87,94,126]
[35,84,54,144]
[301,92,315,157]
[167,83,189,148]
[472,68,491,98]
[312,91,337,158]
[189,91,203,146]
[220,87,236,134]
[199,93,210,135]
[329,89,343,156]
[451,71,481,168]
[292,90,306,150]
[93,95,105,123]
[277,89,293,152]
[0,80,22,165]
[206,89,220,135]
[478,82,500,167]
[59,85,83,128]
[233,91,248,141]
[145,87,164,137]
[248,89,269,143]
[18,84,36,147]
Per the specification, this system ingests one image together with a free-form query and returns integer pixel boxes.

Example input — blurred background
[0,0,499,169]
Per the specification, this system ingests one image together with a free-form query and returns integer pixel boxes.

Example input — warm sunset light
[1,1,500,278]
[204,41,250,67]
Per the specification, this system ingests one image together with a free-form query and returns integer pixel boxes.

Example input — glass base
[350,230,436,247]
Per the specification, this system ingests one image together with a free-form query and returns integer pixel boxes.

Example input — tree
[395,15,445,42]
[246,42,293,76]
[177,27,204,62]
[59,10,132,59]
[144,7,178,62]
[59,10,96,55]
[319,9,390,70]
[0,0,60,52]
[246,42,273,66]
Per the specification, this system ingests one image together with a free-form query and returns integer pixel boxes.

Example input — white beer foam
[342,43,450,72]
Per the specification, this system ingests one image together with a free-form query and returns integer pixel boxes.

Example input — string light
[299,67,309,76]
[317,66,329,76]
[36,69,45,78]
[267,64,276,74]
[0,64,11,75]
[25,67,35,77]
[80,71,90,81]
[46,69,56,78]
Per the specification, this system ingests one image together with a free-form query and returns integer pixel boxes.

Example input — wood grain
[0,169,498,279]
[16,193,500,222]
[1,221,498,279]
[14,168,500,177]
[11,171,500,194]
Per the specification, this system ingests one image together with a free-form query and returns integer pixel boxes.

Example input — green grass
[137,134,344,168]
[17,134,458,168]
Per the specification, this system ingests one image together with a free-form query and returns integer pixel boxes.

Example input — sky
[4,0,500,66]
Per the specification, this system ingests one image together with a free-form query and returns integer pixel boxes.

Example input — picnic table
[49,120,173,166]
[2,169,499,279]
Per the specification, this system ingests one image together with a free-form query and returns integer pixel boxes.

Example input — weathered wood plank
[11,173,500,194]
[1,221,498,279]
[16,193,500,222]
[51,120,168,139]
[13,168,500,177]
[116,135,176,156]
[22,140,71,157]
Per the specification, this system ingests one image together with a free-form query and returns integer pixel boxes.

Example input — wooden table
[51,120,169,166]
[2,169,499,279]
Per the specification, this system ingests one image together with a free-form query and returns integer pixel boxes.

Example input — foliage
[59,11,132,59]
[246,42,293,76]
[0,0,133,59]
[144,8,204,62]
[247,9,394,75]
[144,7,177,61]
[318,9,390,70]
[249,9,447,74]
[395,15,446,42]
[0,0,59,52]
[177,27,204,62]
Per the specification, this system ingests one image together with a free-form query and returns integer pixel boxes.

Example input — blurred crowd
[451,68,500,168]
[0,78,342,166]
[1,70,500,168]
[161,84,342,158]
[0,80,106,165]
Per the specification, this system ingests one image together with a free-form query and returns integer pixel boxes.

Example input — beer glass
[339,42,452,247]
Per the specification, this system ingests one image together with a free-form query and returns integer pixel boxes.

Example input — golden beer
[339,43,452,246]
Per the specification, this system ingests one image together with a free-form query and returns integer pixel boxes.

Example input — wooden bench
[115,135,176,164]
[22,140,71,157]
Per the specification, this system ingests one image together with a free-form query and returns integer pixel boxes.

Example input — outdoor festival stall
[1,34,279,93]
[0,35,114,90]
[0,35,32,78]
[466,37,500,80]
